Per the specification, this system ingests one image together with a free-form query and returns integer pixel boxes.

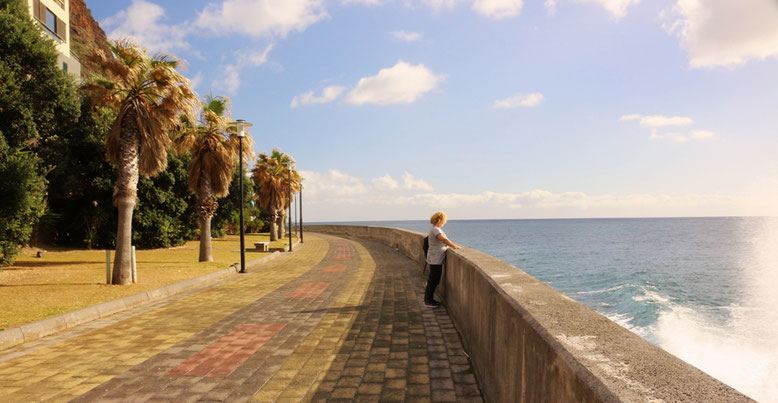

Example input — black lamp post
[287,161,293,252]
[233,119,252,273]
[299,188,303,243]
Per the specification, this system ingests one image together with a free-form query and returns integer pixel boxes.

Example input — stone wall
[306,225,752,402]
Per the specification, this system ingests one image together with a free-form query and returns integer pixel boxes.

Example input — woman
[425,211,462,308]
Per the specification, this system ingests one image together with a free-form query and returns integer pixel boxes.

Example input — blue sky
[88,0,778,221]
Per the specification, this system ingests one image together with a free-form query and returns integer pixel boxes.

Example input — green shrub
[0,0,80,264]
[133,154,198,248]
[0,147,47,265]
[212,166,256,237]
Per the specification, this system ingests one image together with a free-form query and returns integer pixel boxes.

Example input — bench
[254,242,269,252]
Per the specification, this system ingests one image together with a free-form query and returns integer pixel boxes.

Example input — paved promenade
[0,233,482,402]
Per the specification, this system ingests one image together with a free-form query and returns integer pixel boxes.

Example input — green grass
[0,233,298,329]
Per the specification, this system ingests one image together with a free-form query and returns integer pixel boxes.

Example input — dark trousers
[425,264,443,303]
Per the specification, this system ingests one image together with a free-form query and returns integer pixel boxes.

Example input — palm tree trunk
[112,109,140,285]
[114,196,135,284]
[198,178,217,262]
[277,212,286,239]
[269,209,278,241]
[199,215,213,261]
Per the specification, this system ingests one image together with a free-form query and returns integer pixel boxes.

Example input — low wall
[307,225,752,402]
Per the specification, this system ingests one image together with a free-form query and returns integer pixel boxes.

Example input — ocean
[312,217,778,402]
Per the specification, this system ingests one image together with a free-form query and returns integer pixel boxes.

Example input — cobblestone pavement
[0,233,483,402]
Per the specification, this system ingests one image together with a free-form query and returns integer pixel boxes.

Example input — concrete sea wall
[307,225,752,402]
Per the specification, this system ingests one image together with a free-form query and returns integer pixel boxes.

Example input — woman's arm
[437,233,462,249]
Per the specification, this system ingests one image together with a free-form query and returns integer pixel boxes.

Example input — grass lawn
[0,233,297,331]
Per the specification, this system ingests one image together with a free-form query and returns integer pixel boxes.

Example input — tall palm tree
[276,160,302,240]
[176,95,252,261]
[81,39,197,284]
[252,150,301,241]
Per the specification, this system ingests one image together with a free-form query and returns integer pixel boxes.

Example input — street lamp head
[232,119,253,138]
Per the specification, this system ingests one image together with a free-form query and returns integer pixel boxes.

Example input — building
[26,0,81,77]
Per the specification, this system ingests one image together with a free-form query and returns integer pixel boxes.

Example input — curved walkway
[0,233,482,402]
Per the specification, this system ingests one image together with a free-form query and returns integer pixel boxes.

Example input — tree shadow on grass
[0,282,103,287]
[9,261,98,268]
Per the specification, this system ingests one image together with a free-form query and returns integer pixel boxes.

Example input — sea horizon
[309,215,776,225]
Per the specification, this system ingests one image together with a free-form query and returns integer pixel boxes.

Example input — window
[36,3,64,42]
[62,62,68,73]
[46,9,56,33]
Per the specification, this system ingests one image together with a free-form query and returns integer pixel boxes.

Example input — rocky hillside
[69,0,111,76]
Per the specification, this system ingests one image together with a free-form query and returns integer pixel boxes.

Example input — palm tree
[176,95,252,261]
[252,150,301,241]
[276,160,302,240]
[81,39,197,284]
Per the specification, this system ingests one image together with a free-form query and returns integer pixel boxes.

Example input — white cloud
[472,0,523,19]
[419,0,459,11]
[690,130,715,140]
[290,86,347,107]
[299,169,762,221]
[623,114,714,143]
[215,66,241,94]
[342,0,382,5]
[301,170,433,201]
[366,173,433,192]
[372,174,400,190]
[651,129,716,143]
[194,0,328,38]
[102,0,189,52]
[301,170,368,200]
[418,0,632,19]
[213,45,274,93]
[574,0,640,18]
[545,0,557,15]
[493,92,544,108]
[402,172,434,191]
[542,0,638,18]
[663,0,778,68]
[620,114,693,127]
[344,61,443,106]
[390,30,423,42]
[238,47,274,66]
[190,72,203,89]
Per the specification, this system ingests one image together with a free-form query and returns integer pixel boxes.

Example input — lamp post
[287,161,293,252]
[292,194,296,238]
[299,188,303,243]
[232,119,252,273]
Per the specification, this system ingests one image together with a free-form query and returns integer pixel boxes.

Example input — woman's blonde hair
[430,211,447,225]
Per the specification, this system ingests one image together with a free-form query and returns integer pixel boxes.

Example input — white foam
[653,305,778,402]
[632,287,671,305]
[575,283,635,295]
[605,312,652,339]
[645,218,778,402]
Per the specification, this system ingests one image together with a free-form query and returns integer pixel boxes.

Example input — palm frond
[179,94,244,201]
[252,149,302,212]
[84,39,197,182]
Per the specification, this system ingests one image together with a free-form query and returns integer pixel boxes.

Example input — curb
[0,239,303,352]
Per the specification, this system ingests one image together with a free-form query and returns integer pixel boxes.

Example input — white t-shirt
[426,226,448,265]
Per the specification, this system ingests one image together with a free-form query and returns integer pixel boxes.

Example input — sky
[86,0,778,222]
